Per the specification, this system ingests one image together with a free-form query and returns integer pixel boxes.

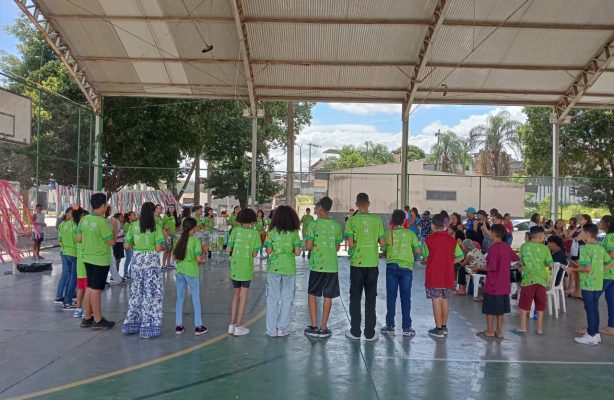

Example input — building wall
[328,161,525,217]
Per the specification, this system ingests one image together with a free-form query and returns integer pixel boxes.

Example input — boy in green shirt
[300,208,315,258]
[345,193,385,341]
[570,223,614,345]
[77,193,116,330]
[381,209,422,337]
[226,208,261,336]
[600,216,614,336]
[304,197,343,338]
[511,226,553,336]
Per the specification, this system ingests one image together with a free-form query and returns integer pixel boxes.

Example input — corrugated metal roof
[30,0,614,110]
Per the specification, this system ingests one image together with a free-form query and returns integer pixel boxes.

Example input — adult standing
[121,202,165,338]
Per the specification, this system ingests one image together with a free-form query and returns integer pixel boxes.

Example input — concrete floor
[1,249,613,400]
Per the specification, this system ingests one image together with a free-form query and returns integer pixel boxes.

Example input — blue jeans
[582,290,603,336]
[266,273,296,335]
[56,253,76,303]
[175,273,202,327]
[124,248,133,277]
[604,279,614,328]
[385,263,413,330]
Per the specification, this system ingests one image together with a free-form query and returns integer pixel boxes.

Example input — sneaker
[124,275,132,280]
[233,326,250,336]
[318,328,332,338]
[277,329,290,337]
[428,328,445,338]
[228,324,235,335]
[63,303,77,310]
[380,325,395,336]
[345,330,361,340]
[194,325,208,336]
[92,318,115,330]
[175,325,185,335]
[574,333,599,346]
[304,326,320,337]
[53,297,64,304]
[121,277,127,283]
[441,326,449,336]
[73,308,84,318]
[403,327,416,337]
[80,317,94,328]
[596,333,602,343]
[364,333,379,341]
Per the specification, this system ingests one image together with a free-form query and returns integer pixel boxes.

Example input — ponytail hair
[174,217,197,261]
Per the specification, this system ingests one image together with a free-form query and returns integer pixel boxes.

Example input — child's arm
[604,260,614,271]
[196,254,204,263]
[226,244,233,254]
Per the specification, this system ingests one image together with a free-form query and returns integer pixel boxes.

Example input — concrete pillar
[250,117,258,208]
[400,104,409,207]
[285,102,295,208]
[551,121,560,220]
[93,114,101,191]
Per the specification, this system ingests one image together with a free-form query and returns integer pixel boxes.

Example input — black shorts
[232,279,250,288]
[85,262,110,290]
[113,242,125,259]
[482,293,511,316]
[308,271,340,298]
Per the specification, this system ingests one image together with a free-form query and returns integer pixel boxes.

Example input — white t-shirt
[34,212,45,227]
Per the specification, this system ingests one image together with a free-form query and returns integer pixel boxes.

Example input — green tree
[326,146,367,169]
[362,141,394,165]
[428,131,468,174]
[404,144,427,161]
[469,110,522,176]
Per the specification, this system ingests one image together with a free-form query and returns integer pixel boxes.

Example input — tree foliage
[469,110,521,176]
[325,142,396,170]
[404,144,427,161]
[521,107,614,214]
[428,131,469,174]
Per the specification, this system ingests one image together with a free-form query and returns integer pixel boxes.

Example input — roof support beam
[13,0,100,113]
[402,0,448,120]
[230,0,257,116]
[554,34,614,122]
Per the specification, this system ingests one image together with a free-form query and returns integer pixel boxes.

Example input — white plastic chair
[469,273,485,298]
[546,263,561,317]
[552,262,567,315]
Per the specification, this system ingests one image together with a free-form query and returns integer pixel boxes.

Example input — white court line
[373,356,614,365]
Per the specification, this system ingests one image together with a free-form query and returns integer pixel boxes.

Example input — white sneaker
[596,333,602,343]
[228,324,235,334]
[345,330,361,340]
[234,326,250,336]
[277,329,290,337]
[364,333,379,342]
[574,333,599,346]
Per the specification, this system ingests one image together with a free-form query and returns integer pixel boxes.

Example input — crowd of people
[49,192,614,346]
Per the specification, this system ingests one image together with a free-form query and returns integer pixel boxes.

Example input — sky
[0,2,527,172]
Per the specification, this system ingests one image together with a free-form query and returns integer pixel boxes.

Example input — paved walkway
[1,250,613,399]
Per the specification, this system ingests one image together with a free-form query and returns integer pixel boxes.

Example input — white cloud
[328,103,402,115]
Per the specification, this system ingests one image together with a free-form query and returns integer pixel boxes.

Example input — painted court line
[373,355,614,365]
[7,309,267,400]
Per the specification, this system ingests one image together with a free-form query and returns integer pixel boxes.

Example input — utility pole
[435,129,442,144]
[306,142,321,184]
[286,102,295,207]
[297,144,303,195]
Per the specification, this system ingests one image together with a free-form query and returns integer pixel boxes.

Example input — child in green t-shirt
[569,223,614,345]
[162,205,179,269]
[511,226,553,337]
[264,205,302,337]
[173,217,206,336]
[600,216,614,336]
[300,208,315,258]
[226,208,261,336]
[344,193,386,341]
[72,208,87,319]
[380,209,422,337]
[304,197,343,338]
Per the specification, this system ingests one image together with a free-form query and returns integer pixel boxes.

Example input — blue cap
[465,207,477,214]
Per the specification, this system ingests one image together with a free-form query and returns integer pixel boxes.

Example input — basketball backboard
[0,88,31,145]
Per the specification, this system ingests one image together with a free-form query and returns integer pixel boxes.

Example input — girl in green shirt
[162,205,179,269]
[173,217,206,336]
[264,205,302,337]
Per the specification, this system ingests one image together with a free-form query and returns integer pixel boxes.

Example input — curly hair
[236,208,257,224]
[270,205,300,232]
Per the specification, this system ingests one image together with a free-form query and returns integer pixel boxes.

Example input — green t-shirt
[176,236,203,277]
[579,243,611,291]
[254,217,266,232]
[77,214,114,267]
[202,216,215,232]
[306,218,343,273]
[301,214,314,236]
[344,212,385,267]
[155,215,164,231]
[163,215,177,234]
[265,229,302,275]
[228,226,261,281]
[125,223,164,252]
[76,242,86,279]
[519,242,553,288]
[228,214,239,228]
[124,222,132,234]
[385,227,421,270]
[603,233,614,280]
[58,220,78,257]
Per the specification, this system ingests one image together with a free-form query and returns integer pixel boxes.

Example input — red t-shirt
[484,241,519,295]
[425,231,460,289]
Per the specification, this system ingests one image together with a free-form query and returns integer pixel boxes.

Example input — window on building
[426,190,457,201]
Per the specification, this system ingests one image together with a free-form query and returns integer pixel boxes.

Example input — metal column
[93,114,101,192]
[551,121,560,220]
[250,117,258,208]
[400,105,409,207]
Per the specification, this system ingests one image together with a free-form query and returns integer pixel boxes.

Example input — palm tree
[469,110,521,176]
[362,141,394,165]
[429,131,469,174]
